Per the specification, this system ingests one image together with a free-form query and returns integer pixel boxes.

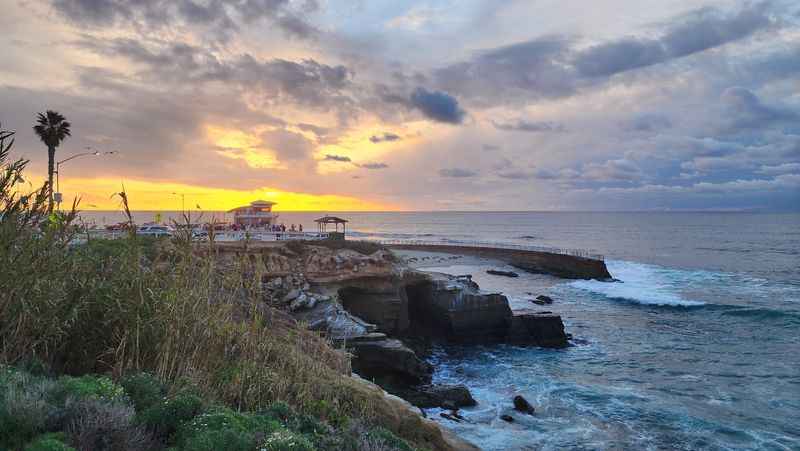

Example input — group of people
[229,223,303,232]
[269,223,302,233]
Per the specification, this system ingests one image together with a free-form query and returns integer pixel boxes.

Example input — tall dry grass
[0,125,380,425]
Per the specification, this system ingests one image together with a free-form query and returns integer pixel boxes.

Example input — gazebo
[314,216,348,236]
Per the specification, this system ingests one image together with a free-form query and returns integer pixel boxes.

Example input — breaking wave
[571,260,706,307]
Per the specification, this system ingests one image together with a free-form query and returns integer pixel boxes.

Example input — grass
[0,366,419,451]
[0,125,429,450]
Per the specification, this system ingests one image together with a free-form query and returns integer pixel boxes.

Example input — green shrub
[180,428,253,451]
[176,408,283,451]
[121,372,165,412]
[260,402,293,423]
[24,433,76,451]
[52,375,127,404]
[259,429,315,451]
[138,392,205,438]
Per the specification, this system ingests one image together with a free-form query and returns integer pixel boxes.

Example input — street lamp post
[55,147,117,209]
[171,192,186,212]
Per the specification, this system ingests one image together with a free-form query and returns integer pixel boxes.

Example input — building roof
[227,200,277,213]
[250,200,277,206]
[314,215,348,224]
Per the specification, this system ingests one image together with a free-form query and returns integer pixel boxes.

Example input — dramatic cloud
[439,168,478,178]
[0,0,796,211]
[436,3,778,104]
[720,86,798,129]
[51,0,320,40]
[574,4,774,77]
[324,154,351,162]
[409,88,466,124]
[492,119,565,132]
[78,37,353,109]
[369,132,401,143]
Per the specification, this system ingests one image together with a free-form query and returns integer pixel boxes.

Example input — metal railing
[75,229,330,242]
[377,239,605,261]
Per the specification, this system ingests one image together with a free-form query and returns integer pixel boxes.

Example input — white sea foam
[571,260,706,306]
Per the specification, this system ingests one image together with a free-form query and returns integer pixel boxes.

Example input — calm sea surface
[82,211,800,450]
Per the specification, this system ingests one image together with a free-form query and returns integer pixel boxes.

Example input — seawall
[385,243,612,280]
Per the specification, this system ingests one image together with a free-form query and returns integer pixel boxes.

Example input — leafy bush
[175,408,284,451]
[138,392,205,438]
[52,375,127,404]
[121,372,165,412]
[259,429,315,451]
[24,433,76,451]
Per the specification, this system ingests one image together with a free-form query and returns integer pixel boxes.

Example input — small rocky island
[212,240,589,420]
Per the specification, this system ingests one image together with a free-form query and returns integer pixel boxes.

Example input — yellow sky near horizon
[23,175,398,211]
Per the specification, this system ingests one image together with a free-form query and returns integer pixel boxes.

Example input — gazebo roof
[314,216,348,224]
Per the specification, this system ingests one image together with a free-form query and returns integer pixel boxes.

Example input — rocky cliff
[214,242,569,386]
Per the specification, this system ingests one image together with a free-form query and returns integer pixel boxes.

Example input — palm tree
[33,110,71,211]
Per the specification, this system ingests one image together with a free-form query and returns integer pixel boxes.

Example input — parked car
[136,224,173,237]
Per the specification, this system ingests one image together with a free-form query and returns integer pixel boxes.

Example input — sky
[1,0,798,211]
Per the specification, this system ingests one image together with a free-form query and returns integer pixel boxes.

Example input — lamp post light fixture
[55,146,118,209]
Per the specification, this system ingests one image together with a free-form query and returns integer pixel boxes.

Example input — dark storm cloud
[51,0,319,40]
[434,36,576,103]
[323,154,351,162]
[439,168,477,177]
[436,4,777,103]
[497,170,535,180]
[78,37,352,108]
[409,88,466,124]
[574,4,774,77]
[358,162,389,169]
[491,119,565,132]
[296,123,330,137]
[720,86,798,129]
[574,38,667,77]
[369,132,401,143]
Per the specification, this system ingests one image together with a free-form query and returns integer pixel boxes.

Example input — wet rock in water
[486,269,519,278]
[513,395,535,415]
[535,295,555,304]
[450,410,466,422]
[397,384,477,409]
[439,412,463,423]
[530,299,548,306]
[507,310,569,348]
[500,414,514,423]
[349,337,433,386]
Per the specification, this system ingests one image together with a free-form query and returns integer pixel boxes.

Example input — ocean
[81,211,800,450]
